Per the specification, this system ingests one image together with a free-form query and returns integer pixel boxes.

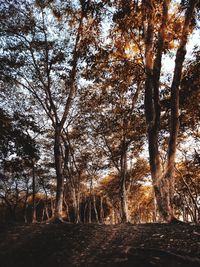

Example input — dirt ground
[0,222,200,267]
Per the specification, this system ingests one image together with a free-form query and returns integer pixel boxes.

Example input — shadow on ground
[0,223,200,267]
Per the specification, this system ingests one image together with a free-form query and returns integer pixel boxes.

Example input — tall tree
[78,60,145,222]
[111,0,199,222]
[143,0,198,222]
[1,0,104,220]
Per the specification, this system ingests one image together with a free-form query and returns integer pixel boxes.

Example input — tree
[1,0,105,221]
[175,157,200,223]
[110,0,199,222]
[77,35,146,222]
[0,0,199,225]
[143,0,198,222]
[0,107,40,222]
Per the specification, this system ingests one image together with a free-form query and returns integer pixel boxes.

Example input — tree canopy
[0,0,199,224]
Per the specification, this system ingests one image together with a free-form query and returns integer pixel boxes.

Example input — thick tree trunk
[144,0,164,220]
[163,0,197,222]
[144,0,173,222]
[54,126,64,220]
[144,0,197,222]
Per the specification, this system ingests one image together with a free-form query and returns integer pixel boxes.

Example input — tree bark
[54,125,64,220]
[23,182,29,223]
[88,198,92,223]
[84,201,88,224]
[120,118,129,223]
[93,194,99,223]
[120,169,129,223]
[144,0,171,222]
[100,196,104,223]
[144,0,197,222]
[32,159,37,223]
[72,188,80,223]
[163,0,197,221]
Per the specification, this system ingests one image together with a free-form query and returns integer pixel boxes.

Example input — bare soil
[0,222,200,267]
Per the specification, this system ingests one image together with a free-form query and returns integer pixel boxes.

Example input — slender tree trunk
[43,188,50,221]
[42,207,45,221]
[120,180,128,223]
[23,187,29,223]
[32,159,37,223]
[88,178,93,224]
[23,201,28,223]
[88,198,92,223]
[45,205,50,221]
[76,192,80,223]
[72,188,80,223]
[120,148,129,223]
[84,202,88,224]
[100,196,104,223]
[93,194,99,223]
[63,196,71,222]
[54,126,64,220]
[153,196,157,223]
[50,195,55,218]
[112,208,115,224]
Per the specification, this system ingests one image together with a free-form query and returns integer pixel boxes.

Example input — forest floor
[0,222,200,267]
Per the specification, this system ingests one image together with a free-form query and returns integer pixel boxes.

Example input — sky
[163,25,200,73]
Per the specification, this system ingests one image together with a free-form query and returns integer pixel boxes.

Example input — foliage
[0,0,199,223]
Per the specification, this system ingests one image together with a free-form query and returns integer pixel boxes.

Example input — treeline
[0,0,199,224]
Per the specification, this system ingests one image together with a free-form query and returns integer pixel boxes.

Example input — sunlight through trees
[0,0,199,224]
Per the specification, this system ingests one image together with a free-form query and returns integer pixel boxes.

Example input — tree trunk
[120,180,128,223]
[50,195,55,218]
[144,0,197,222]
[23,201,28,223]
[54,126,64,220]
[100,196,104,223]
[76,192,80,223]
[84,202,88,224]
[163,0,197,222]
[32,159,37,223]
[144,0,171,222]
[72,188,80,223]
[93,194,99,223]
[63,195,71,222]
[111,207,115,225]
[88,198,92,223]
[23,186,29,223]
[120,148,129,223]
[43,188,50,221]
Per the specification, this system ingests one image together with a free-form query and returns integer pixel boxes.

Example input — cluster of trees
[0,0,199,224]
